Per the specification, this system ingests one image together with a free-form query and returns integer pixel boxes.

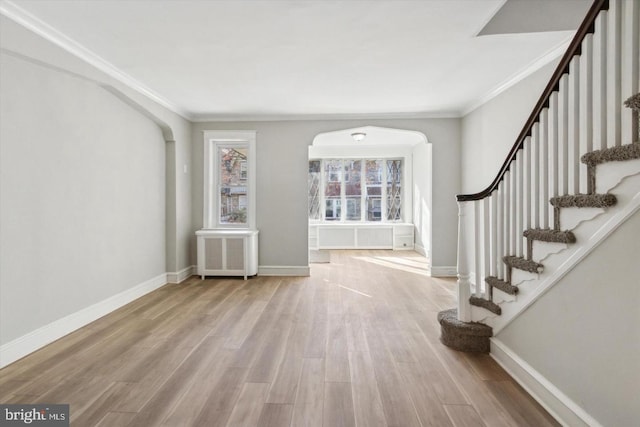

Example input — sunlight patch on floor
[354,255,430,277]
[372,255,429,269]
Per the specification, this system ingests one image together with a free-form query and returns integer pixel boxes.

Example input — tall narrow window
[345,160,361,221]
[324,160,342,221]
[203,131,256,229]
[308,160,321,221]
[366,160,383,222]
[386,160,402,221]
[219,147,248,224]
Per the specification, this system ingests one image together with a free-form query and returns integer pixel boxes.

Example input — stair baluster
[579,34,595,195]
[515,152,524,257]
[473,199,482,298]
[592,11,607,152]
[482,197,491,300]
[621,0,639,144]
[548,92,560,217]
[606,0,621,148]
[456,200,472,322]
[558,74,570,196]
[568,55,581,194]
[496,182,504,280]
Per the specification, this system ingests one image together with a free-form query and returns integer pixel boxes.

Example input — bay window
[309,158,403,223]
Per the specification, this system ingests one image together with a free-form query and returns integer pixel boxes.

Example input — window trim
[203,130,256,230]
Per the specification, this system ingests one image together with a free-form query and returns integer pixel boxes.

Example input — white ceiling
[2,0,591,121]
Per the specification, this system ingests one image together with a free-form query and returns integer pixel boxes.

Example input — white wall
[0,16,193,276]
[192,118,460,271]
[0,52,166,343]
[496,209,640,427]
[0,16,193,363]
[461,59,560,194]
[413,142,432,258]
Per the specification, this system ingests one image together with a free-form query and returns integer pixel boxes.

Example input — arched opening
[308,126,432,271]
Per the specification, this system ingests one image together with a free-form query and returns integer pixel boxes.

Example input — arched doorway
[308,126,432,270]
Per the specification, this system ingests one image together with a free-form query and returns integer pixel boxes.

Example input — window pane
[366,198,381,221]
[220,186,247,224]
[345,159,362,219]
[219,147,248,225]
[366,160,382,185]
[366,160,382,221]
[344,160,361,196]
[308,160,321,220]
[219,147,248,185]
[324,160,342,197]
[325,199,341,221]
[386,160,402,221]
[346,197,361,221]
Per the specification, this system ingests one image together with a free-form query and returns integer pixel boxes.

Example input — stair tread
[437,309,493,336]
[503,256,543,274]
[550,193,616,208]
[438,309,492,353]
[486,276,518,295]
[581,142,640,167]
[523,228,576,244]
[469,296,501,315]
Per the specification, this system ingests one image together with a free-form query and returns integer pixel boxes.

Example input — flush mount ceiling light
[351,132,367,142]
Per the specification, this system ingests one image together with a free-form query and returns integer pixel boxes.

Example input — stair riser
[596,158,640,194]
[532,241,568,265]
[440,328,490,353]
[438,309,492,353]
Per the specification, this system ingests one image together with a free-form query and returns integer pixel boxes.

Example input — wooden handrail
[457,0,609,202]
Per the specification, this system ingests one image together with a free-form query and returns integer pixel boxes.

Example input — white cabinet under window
[196,230,259,279]
[392,224,414,250]
[198,130,259,279]
[309,223,414,250]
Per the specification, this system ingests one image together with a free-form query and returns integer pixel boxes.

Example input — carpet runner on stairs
[439,142,640,352]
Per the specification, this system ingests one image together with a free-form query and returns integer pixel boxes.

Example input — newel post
[457,201,472,322]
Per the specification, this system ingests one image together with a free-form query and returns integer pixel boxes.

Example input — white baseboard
[167,265,195,283]
[0,272,168,368]
[430,266,457,277]
[258,265,311,276]
[490,338,602,427]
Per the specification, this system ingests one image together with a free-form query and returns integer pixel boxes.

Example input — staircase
[439,0,639,353]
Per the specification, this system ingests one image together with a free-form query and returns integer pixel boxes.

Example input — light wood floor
[0,250,559,426]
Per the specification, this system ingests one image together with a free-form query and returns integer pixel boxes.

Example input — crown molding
[0,0,572,125]
[0,0,192,120]
[190,110,462,123]
[461,34,572,117]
